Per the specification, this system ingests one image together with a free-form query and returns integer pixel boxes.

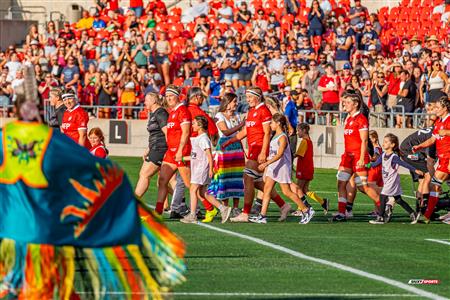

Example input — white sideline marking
[425,239,450,246]
[197,223,448,300]
[80,291,420,297]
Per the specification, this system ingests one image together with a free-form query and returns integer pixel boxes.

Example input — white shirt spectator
[320,0,332,15]
[268,57,287,85]
[5,61,22,82]
[181,0,210,23]
[218,5,233,24]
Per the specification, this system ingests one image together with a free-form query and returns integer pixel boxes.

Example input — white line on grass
[425,239,450,246]
[315,191,416,199]
[79,291,420,297]
[197,223,448,300]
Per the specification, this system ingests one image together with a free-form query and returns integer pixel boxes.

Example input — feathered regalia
[0,63,185,299]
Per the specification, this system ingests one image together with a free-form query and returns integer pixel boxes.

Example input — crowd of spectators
[0,0,449,126]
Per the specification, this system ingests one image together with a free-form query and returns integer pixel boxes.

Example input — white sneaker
[230,213,249,223]
[180,213,198,224]
[300,207,315,224]
[249,214,267,224]
[291,210,303,217]
[345,210,353,219]
[278,203,292,221]
[220,206,232,224]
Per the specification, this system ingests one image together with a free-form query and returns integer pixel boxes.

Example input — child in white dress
[249,114,315,224]
[181,116,232,223]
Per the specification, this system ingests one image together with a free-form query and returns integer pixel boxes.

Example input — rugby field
[114,157,450,300]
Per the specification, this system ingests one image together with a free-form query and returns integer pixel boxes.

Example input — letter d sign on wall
[109,121,128,144]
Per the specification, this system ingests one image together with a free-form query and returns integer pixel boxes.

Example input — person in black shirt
[47,88,66,128]
[396,70,416,128]
[135,92,169,200]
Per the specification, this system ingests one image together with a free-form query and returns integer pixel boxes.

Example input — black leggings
[380,194,415,218]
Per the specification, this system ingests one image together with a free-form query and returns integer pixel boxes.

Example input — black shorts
[321,102,339,111]
[145,148,167,166]
[401,155,428,174]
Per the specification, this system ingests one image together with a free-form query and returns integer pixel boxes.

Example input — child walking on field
[181,116,232,224]
[368,133,423,224]
[293,123,329,215]
[250,114,315,224]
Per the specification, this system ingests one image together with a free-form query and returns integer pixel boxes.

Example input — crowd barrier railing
[2,102,433,129]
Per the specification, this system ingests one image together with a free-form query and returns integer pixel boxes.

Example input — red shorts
[436,155,450,174]
[247,144,268,161]
[296,168,314,181]
[163,146,190,167]
[339,152,369,173]
[368,165,383,186]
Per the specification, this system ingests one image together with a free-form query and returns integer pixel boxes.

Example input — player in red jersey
[412,97,450,223]
[222,87,292,222]
[334,92,380,222]
[88,127,108,159]
[60,90,90,148]
[154,85,192,215]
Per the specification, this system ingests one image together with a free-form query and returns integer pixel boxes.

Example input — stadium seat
[400,0,410,7]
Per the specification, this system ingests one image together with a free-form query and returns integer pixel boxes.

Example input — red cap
[213,69,220,76]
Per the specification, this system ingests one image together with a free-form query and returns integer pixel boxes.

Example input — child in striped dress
[368,134,423,224]
[249,114,314,224]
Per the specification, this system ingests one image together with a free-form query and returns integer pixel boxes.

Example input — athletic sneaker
[410,212,419,224]
[345,210,353,219]
[250,201,262,215]
[369,216,385,225]
[367,210,379,218]
[249,214,267,224]
[385,205,393,223]
[231,207,241,218]
[278,203,292,221]
[438,212,450,221]
[169,211,183,219]
[300,207,315,224]
[442,216,450,225]
[230,213,249,223]
[291,210,303,217]
[180,213,198,224]
[220,206,232,224]
[331,213,346,222]
[202,208,218,223]
[321,198,329,215]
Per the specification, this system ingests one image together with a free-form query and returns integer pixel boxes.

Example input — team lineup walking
[128,86,450,225]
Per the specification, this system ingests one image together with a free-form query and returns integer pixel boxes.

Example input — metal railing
[1,101,434,129]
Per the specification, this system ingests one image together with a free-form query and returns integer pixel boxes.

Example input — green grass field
[113,157,450,300]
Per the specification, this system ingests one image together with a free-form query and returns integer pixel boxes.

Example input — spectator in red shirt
[251,62,270,92]
[38,73,59,101]
[385,62,402,110]
[318,63,341,124]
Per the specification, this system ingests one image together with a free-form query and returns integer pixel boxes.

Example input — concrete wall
[1,117,419,174]
[0,19,38,49]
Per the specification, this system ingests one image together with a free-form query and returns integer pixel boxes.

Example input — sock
[301,195,311,208]
[424,191,439,220]
[243,203,252,214]
[155,202,164,215]
[338,197,347,214]
[201,199,214,211]
[394,196,414,215]
[306,191,324,205]
[255,198,262,206]
[272,195,286,208]
[346,202,353,212]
